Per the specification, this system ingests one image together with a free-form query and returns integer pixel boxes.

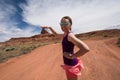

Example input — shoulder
[68,32,78,42]
[68,32,75,38]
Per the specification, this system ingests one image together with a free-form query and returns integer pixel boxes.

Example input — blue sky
[0,0,120,42]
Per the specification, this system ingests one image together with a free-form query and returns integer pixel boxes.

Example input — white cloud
[21,0,120,34]
[0,22,39,42]
[0,0,120,42]
[0,1,39,42]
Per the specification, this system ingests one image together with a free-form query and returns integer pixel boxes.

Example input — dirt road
[0,38,120,80]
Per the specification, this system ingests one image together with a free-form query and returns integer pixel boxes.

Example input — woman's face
[60,18,71,33]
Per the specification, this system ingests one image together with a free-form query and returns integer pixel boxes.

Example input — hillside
[0,33,120,80]
[0,29,120,63]
[0,29,120,46]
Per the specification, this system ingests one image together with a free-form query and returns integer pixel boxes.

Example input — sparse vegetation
[103,34,108,37]
[4,46,15,51]
[0,42,53,63]
[117,37,120,47]
[0,29,120,63]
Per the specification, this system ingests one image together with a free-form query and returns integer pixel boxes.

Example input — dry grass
[0,42,55,63]
[117,37,120,47]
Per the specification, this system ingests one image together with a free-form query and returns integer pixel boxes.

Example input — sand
[0,38,120,80]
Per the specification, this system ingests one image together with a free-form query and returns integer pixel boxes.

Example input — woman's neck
[64,30,71,36]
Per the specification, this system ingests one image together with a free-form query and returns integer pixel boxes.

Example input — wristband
[69,54,72,57]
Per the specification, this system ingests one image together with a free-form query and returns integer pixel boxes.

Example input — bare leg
[67,76,78,80]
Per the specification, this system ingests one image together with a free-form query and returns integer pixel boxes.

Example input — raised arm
[41,26,58,36]
[48,27,58,36]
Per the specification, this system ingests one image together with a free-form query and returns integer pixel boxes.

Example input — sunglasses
[60,22,71,26]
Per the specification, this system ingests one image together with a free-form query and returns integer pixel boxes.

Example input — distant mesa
[41,28,50,34]
[0,29,120,46]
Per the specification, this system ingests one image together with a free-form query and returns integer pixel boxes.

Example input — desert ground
[0,37,120,80]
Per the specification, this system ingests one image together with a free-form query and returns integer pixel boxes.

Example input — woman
[60,16,90,80]
[41,16,90,80]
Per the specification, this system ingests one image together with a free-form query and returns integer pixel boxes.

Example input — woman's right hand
[41,26,57,36]
[63,52,76,59]
[41,26,50,28]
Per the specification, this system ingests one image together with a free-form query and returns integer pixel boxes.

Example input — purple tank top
[62,32,78,66]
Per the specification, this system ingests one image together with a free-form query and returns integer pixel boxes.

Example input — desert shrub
[103,34,108,37]
[4,46,15,51]
[117,37,120,47]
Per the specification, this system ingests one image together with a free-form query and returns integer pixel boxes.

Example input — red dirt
[0,37,120,80]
